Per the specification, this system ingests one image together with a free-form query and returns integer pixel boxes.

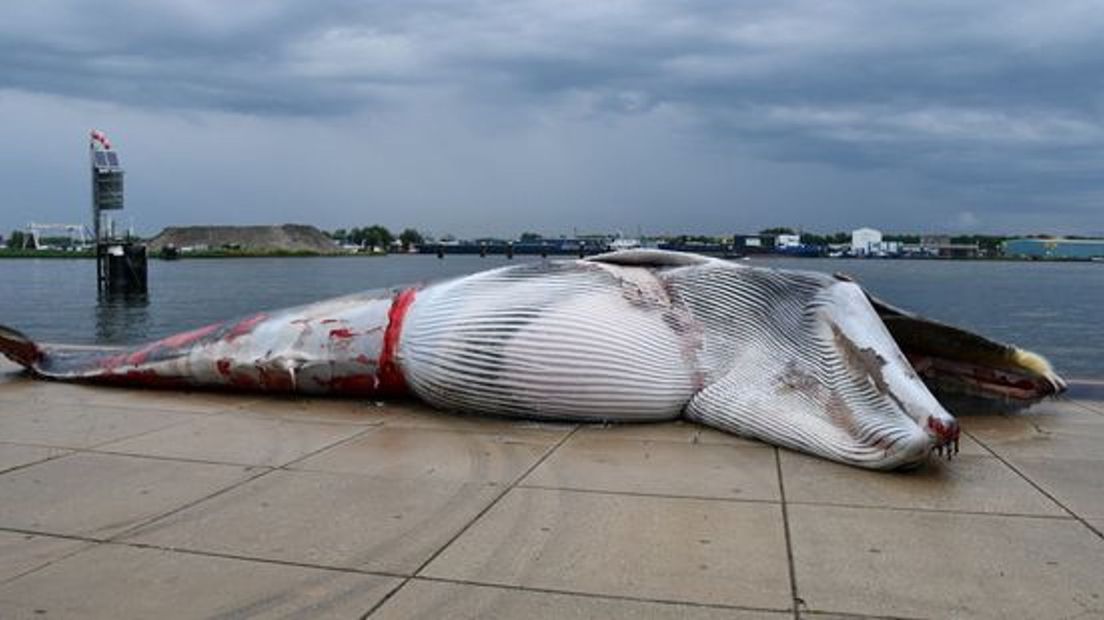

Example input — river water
[0,255,1100,377]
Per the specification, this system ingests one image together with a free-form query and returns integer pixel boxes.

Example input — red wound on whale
[216,359,233,377]
[329,328,356,340]
[315,373,379,394]
[377,288,417,395]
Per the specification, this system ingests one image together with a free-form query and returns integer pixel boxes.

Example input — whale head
[677,265,960,469]
[805,279,961,465]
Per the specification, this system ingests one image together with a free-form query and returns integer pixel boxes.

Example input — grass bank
[0,249,94,259]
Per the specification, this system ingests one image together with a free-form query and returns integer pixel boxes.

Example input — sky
[2,1,1103,239]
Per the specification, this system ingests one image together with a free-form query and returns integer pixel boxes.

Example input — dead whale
[0,250,1065,469]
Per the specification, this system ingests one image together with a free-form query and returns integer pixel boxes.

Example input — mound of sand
[146,224,341,254]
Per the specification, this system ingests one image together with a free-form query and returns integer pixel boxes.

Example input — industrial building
[919,235,980,258]
[1003,238,1104,259]
[731,234,771,255]
[775,233,801,249]
[850,227,883,255]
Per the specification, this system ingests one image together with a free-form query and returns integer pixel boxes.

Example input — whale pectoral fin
[585,249,714,268]
[0,325,42,370]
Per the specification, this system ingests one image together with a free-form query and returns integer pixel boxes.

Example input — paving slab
[0,401,205,449]
[780,451,1062,516]
[293,426,550,483]
[422,487,793,610]
[956,400,1102,435]
[0,442,69,473]
[232,394,407,425]
[370,579,787,619]
[96,412,369,467]
[794,608,914,613]
[1073,400,1104,416]
[964,412,1104,462]
[4,357,1104,616]
[383,407,576,442]
[523,434,779,501]
[789,504,1104,619]
[0,531,90,584]
[0,543,400,619]
[124,468,503,574]
[1005,457,1104,519]
[1089,519,1104,537]
[0,373,252,414]
[0,452,255,538]
[799,608,927,613]
[576,419,763,447]
[1065,380,1104,413]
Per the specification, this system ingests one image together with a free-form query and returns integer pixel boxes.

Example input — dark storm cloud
[1,1,1102,234]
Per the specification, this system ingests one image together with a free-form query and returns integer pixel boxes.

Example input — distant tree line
[328,226,425,251]
[5,230,25,249]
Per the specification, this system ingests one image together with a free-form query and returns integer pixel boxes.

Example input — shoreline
[1,250,1101,263]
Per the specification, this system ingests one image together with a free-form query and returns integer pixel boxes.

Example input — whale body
[0,250,1065,470]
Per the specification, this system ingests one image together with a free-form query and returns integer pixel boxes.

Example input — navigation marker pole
[90,130,148,295]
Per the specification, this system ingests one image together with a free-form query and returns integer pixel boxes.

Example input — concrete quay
[1,358,1102,619]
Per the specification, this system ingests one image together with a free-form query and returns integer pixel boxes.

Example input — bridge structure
[22,222,92,250]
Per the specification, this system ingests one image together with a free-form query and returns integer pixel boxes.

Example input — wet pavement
[0,359,1101,619]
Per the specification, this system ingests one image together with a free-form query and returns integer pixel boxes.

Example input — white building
[851,227,883,255]
[607,234,642,251]
[775,234,801,248]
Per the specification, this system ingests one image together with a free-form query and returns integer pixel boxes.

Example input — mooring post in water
[90,130,148,294]
[507,241,514,259]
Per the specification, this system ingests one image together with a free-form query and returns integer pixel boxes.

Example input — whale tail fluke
[0,325,42,370]
[0,290,410,394]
